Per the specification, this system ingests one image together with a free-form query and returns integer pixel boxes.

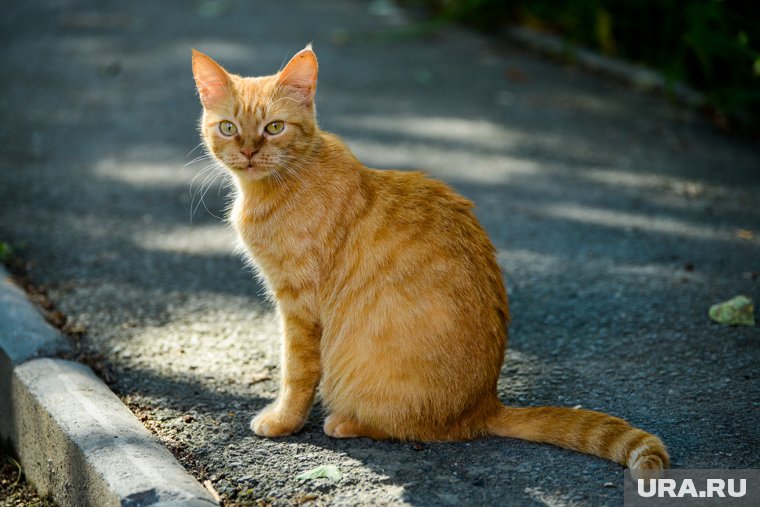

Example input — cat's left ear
[192,49,232,109]
[277,45,318,105]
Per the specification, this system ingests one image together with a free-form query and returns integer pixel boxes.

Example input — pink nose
[240,147,257,159]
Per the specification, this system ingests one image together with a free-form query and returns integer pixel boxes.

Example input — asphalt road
[1,0,759,505]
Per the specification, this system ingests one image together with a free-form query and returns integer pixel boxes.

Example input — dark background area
[411,0,760,130]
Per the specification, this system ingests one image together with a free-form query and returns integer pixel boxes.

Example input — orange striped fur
[191,47,668,474]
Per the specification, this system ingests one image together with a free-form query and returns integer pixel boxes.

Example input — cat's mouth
[233,161,272,180]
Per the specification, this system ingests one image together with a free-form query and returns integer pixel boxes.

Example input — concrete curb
[0,266,218,506]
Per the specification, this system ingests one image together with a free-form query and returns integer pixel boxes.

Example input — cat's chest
[231,197,320,284]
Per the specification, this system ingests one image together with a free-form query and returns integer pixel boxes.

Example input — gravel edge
[0,266,218,507]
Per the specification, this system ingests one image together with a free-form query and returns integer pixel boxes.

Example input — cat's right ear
[191,49,231,109]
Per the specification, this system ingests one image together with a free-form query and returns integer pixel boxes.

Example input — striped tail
[486,405,668,473]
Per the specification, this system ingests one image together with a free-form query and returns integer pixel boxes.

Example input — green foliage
[0,241,13,263]
[410,0,760,129]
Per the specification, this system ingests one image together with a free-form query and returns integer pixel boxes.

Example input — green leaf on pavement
[296,464,343,482]
[708,295,755,327]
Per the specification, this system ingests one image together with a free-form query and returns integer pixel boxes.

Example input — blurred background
[408,0,760,131]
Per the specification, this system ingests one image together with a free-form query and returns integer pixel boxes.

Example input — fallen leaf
[708,295,755,327]
[296,464,343,482]
[203,480,222,503]
[737,229,755,240]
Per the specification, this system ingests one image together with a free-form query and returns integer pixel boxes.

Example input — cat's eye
[219,120,237,136]
[265,121,285,135]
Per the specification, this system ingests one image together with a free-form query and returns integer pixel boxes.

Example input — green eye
[219,120,237,136]
[265,121,284,135]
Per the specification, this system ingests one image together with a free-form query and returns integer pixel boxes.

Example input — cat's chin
[230,165,272,181]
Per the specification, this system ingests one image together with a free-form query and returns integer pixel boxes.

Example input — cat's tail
[486,405,668,473]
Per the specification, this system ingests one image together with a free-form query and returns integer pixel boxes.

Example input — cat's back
[362,167,476,232]
[325,163,505,309]
[357,167,494,264]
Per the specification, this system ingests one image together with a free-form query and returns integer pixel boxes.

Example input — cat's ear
[192,49,232,109]
[277,45,318,105]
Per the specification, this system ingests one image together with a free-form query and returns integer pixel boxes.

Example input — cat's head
[191,46,319,181]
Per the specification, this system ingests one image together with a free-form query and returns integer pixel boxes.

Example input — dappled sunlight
[524,486,579,507]
[577,167,757,204]
[608,262,705,283]
[498,348,557,402]
[94,158,196,188]
[497,248,564,275]
[134,223,236,255]
[334,113,546,183]
[334,114,522,151]
[105,290,280,390]
[348,139,541,184]
[579,167,698,191]
[537,203,739,242]
[497,248,706,284]
[92,155,234,223]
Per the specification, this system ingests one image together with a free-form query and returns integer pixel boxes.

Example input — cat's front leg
[251,311,321,437]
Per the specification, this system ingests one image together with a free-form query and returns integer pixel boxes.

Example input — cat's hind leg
[323,414,390,440]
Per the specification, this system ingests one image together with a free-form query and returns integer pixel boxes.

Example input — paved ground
[2,0,759,505]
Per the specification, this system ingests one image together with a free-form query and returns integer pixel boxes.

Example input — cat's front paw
[250,405,305,437]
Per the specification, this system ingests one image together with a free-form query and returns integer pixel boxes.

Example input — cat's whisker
[199,173,227,221]
[190,162,226,222]
[274,159,309,188]
[190,164,222,197]
[185,142,206,159]
[186,162,218,192]
[192,169,226,221]
[184,153,214,168]
[276,154,320,187]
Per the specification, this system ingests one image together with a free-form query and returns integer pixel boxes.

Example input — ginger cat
[191,46,668,473]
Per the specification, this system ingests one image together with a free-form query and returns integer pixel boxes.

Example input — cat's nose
[240,147,258,160]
